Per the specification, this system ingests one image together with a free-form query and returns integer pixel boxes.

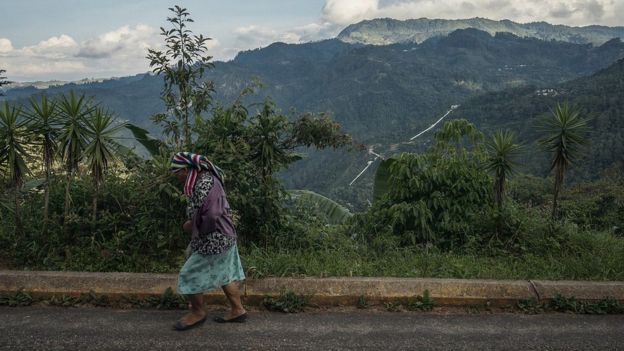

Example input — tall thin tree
[0,102,30,231]
[58,92,93,232]
[84,107,125,222]
[485,130,523,209]
[147,5,214,150]
[538,102,589,218]
[24,95,61,233]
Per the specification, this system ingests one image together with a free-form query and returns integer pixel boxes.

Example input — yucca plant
[538,103,590,218]
[485,130,523,209]
[0,102,30,230]
[57,92,94,230]
[84,107,125,221]
[24,95,61,232]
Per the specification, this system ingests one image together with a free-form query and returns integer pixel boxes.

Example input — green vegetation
[263,291,310,313]
[1,6,623,285]
[241,231,624,280]
[538,103,590,218]
[518,295,624,315]
[5,29,624,210]
[147,5,214,150]
[0,290,33,307]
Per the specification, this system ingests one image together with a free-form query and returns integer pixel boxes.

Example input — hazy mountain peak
[337,18,624,46]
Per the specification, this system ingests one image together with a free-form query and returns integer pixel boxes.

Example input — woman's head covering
[170,152,225,196]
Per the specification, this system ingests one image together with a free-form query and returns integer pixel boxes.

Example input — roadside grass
[242,232,624,281]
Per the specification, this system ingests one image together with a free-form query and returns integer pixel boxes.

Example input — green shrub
[263,290,310,313]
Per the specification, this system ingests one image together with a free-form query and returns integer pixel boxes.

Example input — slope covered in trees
[3,29,624,207]
[457,57,624,180]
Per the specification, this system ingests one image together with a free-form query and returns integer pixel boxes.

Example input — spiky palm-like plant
[538,103,589,218]
[0,102,30,230]
[24,95,61,232]
[485,130,523,209]
[84,107,125,222]
[58,92,93,230]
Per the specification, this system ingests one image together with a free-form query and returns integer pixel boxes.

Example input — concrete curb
[1,270,623,307]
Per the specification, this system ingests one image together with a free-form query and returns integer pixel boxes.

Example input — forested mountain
[3,26,624,208]
[457,57,624,181]
[338,17,624,46]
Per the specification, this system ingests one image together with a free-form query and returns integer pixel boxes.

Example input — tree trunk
[42,185,49,234]
[42,167,50,235]
[42,143,52,234]
[63,169,73,235]
[92,183,99,223]
[552,169,564,219]
[14,189,21,234]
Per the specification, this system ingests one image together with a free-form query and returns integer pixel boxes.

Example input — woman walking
[170,152,247,331]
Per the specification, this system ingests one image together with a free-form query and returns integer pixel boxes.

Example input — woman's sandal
[213,313,248,323]
[173,315,208,331]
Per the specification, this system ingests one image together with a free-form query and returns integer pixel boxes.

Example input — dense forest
[457,57,624,180]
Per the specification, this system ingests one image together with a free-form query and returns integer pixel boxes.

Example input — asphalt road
[1,306,623,350]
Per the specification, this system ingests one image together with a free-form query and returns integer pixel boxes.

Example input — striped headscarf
[170,152,225,196]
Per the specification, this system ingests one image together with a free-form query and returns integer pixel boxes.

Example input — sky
[1,0,623,82]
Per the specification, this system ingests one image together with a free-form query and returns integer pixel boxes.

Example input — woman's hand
[182,220,192,234]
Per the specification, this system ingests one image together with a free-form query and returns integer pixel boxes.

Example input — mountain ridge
[338,17,624,46]
[3,27,624,208]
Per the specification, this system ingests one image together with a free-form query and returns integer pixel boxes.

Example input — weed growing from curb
[48,295,80,307]
[383,290,435,312]
[548,294,623,314]
[144,287,187,309]
[0,290,33,306]
[517,298,543,314]
[0,289,187,309]
[263,290,310,313]
[356,295,369,309]
[516,295,624,314]
[405,290,434,311]
[384,301,400,312]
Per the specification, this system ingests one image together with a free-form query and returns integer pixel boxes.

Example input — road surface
[1,306,623,350]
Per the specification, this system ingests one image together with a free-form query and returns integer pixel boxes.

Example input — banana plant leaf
[125,124,164,157]
[373,157,397,202]
[289,190,352,225]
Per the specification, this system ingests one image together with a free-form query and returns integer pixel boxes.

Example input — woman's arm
[183,220,192,233]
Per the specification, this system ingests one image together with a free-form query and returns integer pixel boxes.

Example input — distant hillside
[456,57,624,180]
[338,18,624,46]
[3,28,624,208]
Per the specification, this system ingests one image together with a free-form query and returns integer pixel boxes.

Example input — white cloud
[0,38,14,53]
[21,34,79,59]
[322,0,378,25]
[0,25,165,81]
[234,25,302,47]
[320,0,624,27]
[78,24,159,59]
[217,21,341,60]
[0,24,226,81]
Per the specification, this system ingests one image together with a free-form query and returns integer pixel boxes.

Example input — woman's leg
[179,293,206,324]
[221,282,246,319]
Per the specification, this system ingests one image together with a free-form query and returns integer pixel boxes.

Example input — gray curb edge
[1,271,623,307]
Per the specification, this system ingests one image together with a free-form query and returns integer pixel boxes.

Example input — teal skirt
[177,244,245,295]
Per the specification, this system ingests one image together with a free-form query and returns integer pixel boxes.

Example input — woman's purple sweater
[191,175,237,239]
